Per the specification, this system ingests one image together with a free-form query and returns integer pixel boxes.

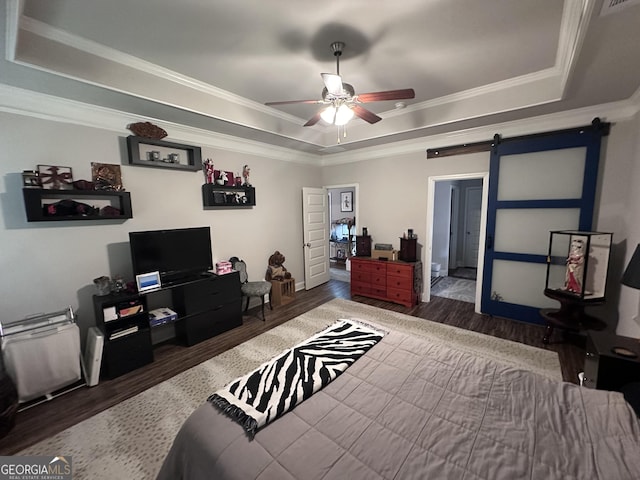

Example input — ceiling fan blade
[265,99,323,106]
[351,105,382,124]
[321,73,343,96]
[303,112,323,127]
[356,88,415,103]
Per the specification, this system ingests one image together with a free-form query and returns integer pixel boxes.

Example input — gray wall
[2,98,640,340]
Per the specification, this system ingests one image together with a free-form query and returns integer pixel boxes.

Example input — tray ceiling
[5,0,640,154]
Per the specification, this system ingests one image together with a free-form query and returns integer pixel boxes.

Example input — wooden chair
[229,257,272,321]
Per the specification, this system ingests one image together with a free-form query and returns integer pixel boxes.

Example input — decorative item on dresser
[350,257,422,307]
[355,235,371,256]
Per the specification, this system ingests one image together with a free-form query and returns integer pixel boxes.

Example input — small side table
[583,331,640,391]
[270,278,295,307]
[540,288,606,344]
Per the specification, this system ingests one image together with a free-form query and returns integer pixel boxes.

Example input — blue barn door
[481,121,608,324]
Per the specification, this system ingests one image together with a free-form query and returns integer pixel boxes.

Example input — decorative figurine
[235,172,242,187]
[204,158,215,184]
[216,171,228,185]
[242,164,251,186]
[93,276,111,296]
[564,239,585,294]
[265,251,292,281]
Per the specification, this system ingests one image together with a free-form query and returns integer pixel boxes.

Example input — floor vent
[600,0,640,16]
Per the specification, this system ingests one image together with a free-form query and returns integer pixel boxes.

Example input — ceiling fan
[265,42,415,128]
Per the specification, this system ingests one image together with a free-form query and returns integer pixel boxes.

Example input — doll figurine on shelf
[216,171,228,185]
[242,164,251,186]
[204,158,215,184]
[564,239,585,294]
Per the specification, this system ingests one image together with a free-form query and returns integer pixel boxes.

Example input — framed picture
[135,271,161,293]
[22,170,41,188]
[340,191,353,212]
[91,163,124,191]
[37,165,73,190]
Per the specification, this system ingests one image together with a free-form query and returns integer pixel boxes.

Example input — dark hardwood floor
[0,279,585,455]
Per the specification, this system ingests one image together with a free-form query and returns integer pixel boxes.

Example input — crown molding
[0,84,318,165]
[7,0,595,150]
[319,97,639,167]
[1,82,637,169]
[1,83,637,169]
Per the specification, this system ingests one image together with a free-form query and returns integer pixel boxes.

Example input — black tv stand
[93,272,242,378]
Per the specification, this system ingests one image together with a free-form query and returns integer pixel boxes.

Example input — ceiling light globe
[335,105,354,126]
[320,106,336,124]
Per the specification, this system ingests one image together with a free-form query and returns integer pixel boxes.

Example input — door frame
[303,183,359,288]
[425,172,489,311]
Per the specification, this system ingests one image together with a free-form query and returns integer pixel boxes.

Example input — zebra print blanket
[208,319,385,435]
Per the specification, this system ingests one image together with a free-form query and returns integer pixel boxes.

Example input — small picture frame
[37,165,73,190]
[340,191,353,212]
[91,163,124,191]
[136,271,161,293]
[22,170,41,188]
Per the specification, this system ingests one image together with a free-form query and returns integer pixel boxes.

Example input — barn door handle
[486,235,493,250]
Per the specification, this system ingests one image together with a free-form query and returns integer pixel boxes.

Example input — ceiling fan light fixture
[335,104,354,125]
[320,104,354,126]
[320,106,336,124]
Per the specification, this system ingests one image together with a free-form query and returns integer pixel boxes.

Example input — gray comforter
[157,328,640,479]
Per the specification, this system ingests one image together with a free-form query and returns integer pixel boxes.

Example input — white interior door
[302,187,330,289]
[464,187,482,267]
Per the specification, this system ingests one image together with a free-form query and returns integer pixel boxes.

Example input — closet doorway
[427,174,488,309]
[327,184,358,283]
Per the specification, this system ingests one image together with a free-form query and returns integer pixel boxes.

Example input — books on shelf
[148,308,178,327]
[109,325,139,340]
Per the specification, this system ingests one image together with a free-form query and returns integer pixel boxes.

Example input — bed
[157,320,640,480]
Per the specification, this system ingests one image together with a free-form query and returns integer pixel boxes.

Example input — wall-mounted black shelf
[23,188,132,222]
[202,184,255,208]
[126,135,202,172]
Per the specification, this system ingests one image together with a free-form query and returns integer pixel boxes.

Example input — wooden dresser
[350,257,422,307]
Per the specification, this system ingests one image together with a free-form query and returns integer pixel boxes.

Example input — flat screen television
[129,226,213,286]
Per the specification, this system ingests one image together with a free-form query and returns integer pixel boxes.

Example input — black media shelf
[23,188,132,222]
[202,184,256,208]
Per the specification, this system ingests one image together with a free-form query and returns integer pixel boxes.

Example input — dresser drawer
[351,281,371,295]
[371,273,386,288]
[387,275,412,291]
[351,260,374,273]
[351,271,371,284]
[179,299,242,346]
[173,273,240,315]
[387,264,413,278]
[387,287,413,305]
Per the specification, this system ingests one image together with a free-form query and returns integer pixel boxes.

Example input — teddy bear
[266,250,291,281]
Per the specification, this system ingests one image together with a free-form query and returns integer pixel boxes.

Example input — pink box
[216,261,232,275]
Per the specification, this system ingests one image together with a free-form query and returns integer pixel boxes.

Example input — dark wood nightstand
[583,331,640,391]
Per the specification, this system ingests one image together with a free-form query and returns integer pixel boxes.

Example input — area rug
[18,298,561,479]
[431,276,476,303]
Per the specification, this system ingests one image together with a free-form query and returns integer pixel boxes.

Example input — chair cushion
[241,281,271,297]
